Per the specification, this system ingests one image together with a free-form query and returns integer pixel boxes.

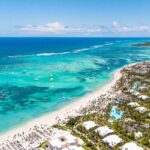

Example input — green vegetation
[132,42,150,47]
[49,62,150,150]
[39,141,48,149]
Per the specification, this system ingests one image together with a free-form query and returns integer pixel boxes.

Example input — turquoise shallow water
[110,106,123,120]
[0,37,150,133]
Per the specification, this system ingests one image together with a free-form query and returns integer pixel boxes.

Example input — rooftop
[138,95,149,100]
[121,142,144,150]
[102,134,123,148]
[128,102,140,107]
[132,91,140,96]
[135,107,148,113]
[82,121,97,130]
[48,131,80,149]
[95,126,114,137]
[134,131,143,139]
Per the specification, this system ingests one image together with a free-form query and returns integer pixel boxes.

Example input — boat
[50,78,53,81]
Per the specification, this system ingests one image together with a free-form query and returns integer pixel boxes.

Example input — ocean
[0,37,150,133]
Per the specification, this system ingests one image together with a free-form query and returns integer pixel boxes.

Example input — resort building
[143,123,150,129]
[48,131,83,150]
[102,134,123,148]
[95,126,114,137]
[82,121,97,130]
[132,91,140,96]
[128,102,140,107]
[88,111,98,114]
[115,90,129,101]
[135,106,148,113]
[134,131,143,139]
[121,142,144,150]
[139,86,147,90]
[128,89,134,93]
[124,118,134,123]
[138,95,149,100]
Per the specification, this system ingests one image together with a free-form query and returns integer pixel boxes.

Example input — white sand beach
[0,69,122,143]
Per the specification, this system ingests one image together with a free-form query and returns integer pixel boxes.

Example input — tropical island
[132,42,150,47]
[0,61,149,150]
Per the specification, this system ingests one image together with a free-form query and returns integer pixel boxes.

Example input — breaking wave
[8,52,71,58]
[8,43,111,58]
[73,44,104,53]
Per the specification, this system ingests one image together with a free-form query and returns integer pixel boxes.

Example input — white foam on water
[104,42,113,46]
[8,55,30,58]
[8,52,71,58]
[36,52,70,56]
[91,45,104,48]
[73,44,105,53]
[7,44,106,58]
[73,48,91,53]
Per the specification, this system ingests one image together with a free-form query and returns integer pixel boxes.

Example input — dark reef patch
[51,86,83,95]
[0,85,49,112]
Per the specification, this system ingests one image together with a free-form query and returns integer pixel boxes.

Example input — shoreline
[0,68,122,142]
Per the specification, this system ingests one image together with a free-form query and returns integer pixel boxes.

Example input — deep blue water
[0,37,150,133]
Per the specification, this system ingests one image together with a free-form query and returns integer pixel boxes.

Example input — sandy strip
[0,68,122,142]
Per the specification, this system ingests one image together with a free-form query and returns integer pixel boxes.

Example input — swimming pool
[110,106,123,119]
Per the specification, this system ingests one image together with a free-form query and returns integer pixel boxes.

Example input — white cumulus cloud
[21,22,65,33]
[112,21,150,33]
[20,22,105,35]
[17,21,150,36]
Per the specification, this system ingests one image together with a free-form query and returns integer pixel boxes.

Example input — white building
[128,102,139,107]
[95,126,114,137]
[138,95,149,100]
[82,121,97,130]
[124,118,134,123]
[121,142,143,150]
[134,131,143,139]
[48,131,83,150]
[143,123,150,129]
[102,134,122,148]
[139,86,147,90]
[88,110,98,114]
[135,107,148,113]
[128,89,134,93]
[132,91,140,96]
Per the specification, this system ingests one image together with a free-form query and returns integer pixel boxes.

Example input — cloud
[112,21,150,33]
[17,21,150,36]
[135,25,150,32]
[19,22,106,34]
[112,21,119,27]
[20,22,65,33]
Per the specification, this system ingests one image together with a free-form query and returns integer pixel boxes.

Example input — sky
[0,0,150,37]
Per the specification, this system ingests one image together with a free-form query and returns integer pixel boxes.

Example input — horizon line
[0,36,150,38]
